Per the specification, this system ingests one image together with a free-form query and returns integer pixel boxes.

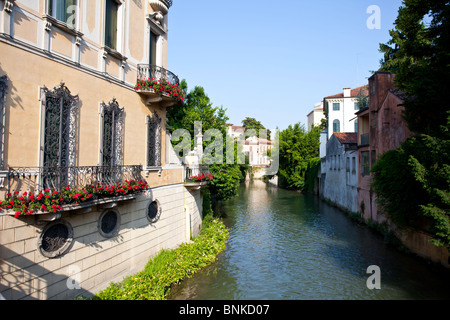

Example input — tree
[373,0,450,248]
[242,117,271,140]
[166,80,247,202]
[379,0,450,137]
[278,123,320,191]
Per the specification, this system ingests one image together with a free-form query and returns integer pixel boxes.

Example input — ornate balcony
[184,164,211,189]
[135,64,184,107]
[149,0,173,15]
[1,165,148,218]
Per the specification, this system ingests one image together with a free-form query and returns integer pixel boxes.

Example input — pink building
[356,71,412,222]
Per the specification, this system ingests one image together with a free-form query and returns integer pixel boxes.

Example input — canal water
[170,180,450,300]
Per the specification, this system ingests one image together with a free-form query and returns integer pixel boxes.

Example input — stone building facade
[0,0,207,299]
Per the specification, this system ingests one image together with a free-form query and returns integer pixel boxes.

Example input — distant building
[241,136,272,167]
[227,124,245,139]
[323,86,368,139]
[307,102,325,131]
[321,132,358,213]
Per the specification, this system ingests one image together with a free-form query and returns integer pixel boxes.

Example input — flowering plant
[135,78,186,102]
[186,173,213,183]
[1,180,149,218]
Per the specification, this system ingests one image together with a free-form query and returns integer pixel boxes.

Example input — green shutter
[105,0,118,50]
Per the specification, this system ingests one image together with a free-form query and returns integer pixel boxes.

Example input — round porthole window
[38,220,74,259]
[147,200,161,224]
[98,209,121,238]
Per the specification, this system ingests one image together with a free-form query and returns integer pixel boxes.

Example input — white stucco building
[321,132,358,213]
[323,86,368,139]
[307,102,325,131]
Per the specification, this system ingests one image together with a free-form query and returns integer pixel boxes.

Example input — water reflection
[170,180,450,300]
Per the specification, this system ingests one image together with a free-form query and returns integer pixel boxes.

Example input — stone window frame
[38,82,80,169]
[0,75,8,170]
[98,209,121,238]
[146,199,161,224]
[145,111,162,169]
[38,220,74,259]
[98,98,125,167]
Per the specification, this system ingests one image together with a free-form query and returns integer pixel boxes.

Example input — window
[362,151,370,175]
[354,102,359,110]
[146,112,162,167]
[48,0,76,26]
[98,210,121,238]
[0,75,7,170]
[354,120,358,133]
[100,98,124,168]
[352,157,356,173]
[150,31,158,66]
[333,103,340,111]
[40,83,79,188]
[147,200,161,224]
[346,157,350,172]
[333,120,340,133]
[38,220,74,258]
[105,0,119,50]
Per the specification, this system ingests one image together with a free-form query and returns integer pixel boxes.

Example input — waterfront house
[356,71,412,223]
[321,132,358,213]
[323,85,368,139]
[0,0,206,300]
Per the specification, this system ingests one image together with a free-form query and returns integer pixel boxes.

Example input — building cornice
[0,33,135,91]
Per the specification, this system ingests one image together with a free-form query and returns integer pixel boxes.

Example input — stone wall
[0,184,203,300]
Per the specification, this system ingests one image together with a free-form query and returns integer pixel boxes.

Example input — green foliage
[166,80,247,201]
[373,0,450,248]
[91,216,228,300]
[242,117,271,140]
[371,117,450,247]
[278,123,321,191]
[208,164,244,201]
[379,0,450,137]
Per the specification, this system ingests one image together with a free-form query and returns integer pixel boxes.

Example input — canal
[170,180,450,300]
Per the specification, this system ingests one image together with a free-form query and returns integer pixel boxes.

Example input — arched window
[333,119,340,133]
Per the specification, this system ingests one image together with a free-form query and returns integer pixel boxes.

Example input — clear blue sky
[167,0,404,131]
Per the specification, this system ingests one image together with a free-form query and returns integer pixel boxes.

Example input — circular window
[147,200,161,224]
[98,210,121,238]
[38,220,74,258]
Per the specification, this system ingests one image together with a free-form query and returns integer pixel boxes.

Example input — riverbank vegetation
[90,214,228,300]
[167,80,250,202]
[277,123,322,192]
[372,0,450,248]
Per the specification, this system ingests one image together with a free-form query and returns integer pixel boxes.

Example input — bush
[91,216,228,300]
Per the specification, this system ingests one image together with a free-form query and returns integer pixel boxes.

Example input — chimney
[343,88,351,97]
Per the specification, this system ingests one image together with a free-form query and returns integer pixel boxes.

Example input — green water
[170,180,450,300]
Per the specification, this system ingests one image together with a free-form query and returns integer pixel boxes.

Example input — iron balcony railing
[6,165,144,195]
[185,164,210,182]
[137,64,180,86]
[162,0,173,8]
[360,133,369,146]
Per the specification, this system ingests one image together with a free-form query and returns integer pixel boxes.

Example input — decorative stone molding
[149,0,170,15]
[4,0,14,14]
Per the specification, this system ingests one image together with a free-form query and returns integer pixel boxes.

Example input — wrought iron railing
[360,133,369,146]
[6,165,143,195]
[185,164,210,182]
[137,64,180,86]
[162,0,173,8]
